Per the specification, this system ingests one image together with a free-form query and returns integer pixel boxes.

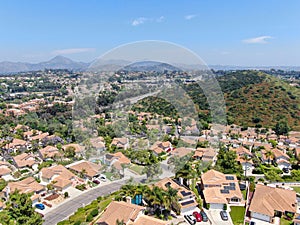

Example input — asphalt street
[43,179,127,225]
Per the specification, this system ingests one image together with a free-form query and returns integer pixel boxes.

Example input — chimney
[126,196,132,204]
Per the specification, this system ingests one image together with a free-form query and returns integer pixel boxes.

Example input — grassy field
[230,206,246,225]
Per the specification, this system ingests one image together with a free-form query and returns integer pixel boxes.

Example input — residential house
[170,147,194,158]
[249,184,297,223]
[67,160,101,180]
[62,143,85,158]
[231,146,254,171]
[133,215,169,225]
[3,177,45,201]
[199,147,217,163]
[150,141,173,155]
[155,178,198,213]
[272,148,291,169]
[201,169,244,209]
[40,165,77,192]
[13,153,39,170]
[5,138,27,153]
[90,137,106,151]
[111,137,129,150]
[0,161,13,181]
[95,201,144,225]
[38,146,62,161]
[104,152,131,169]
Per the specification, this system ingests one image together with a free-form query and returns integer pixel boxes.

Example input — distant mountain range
[0,56,89,73]
[1,56,300,74]
[119,61,181,72]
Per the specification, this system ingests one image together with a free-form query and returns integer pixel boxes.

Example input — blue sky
[0,0,299,66]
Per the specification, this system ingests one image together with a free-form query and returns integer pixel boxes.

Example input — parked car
[200,210,208,222]
[184,215,196,225]
[283,167,289,173]
[193,211,202,222]
[220,210,228,221]
[35,203,45,210]
[99,175,107,182]
[93,179,100,184]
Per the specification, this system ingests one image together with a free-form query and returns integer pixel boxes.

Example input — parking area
[205,209,233,225]
[182,208,211,225]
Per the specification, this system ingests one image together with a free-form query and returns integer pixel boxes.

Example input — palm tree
[116,219,125,225]
[166,187,180,214]
[176,163,194,186]
[80,168,87,178]
[265,150,274,165]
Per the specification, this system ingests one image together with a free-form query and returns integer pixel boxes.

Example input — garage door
[210,203,224,210]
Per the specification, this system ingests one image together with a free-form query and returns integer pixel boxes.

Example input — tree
[265,170,282,182]
[274,120,290,136]
[265,150,274,165]
[215,149,243,175]
[64,192,69,198]
[6,190,43,225]
[64,146,76,158]
[143,163,162,181]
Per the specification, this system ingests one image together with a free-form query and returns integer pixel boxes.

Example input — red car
[193,211,202,222]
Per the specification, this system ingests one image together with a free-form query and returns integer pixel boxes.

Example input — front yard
[129,164,144,175]
[229,206,245,225]
[280,217,293,225]
[292,186,300,194]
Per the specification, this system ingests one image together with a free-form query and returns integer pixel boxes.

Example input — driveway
[205,209,234,225]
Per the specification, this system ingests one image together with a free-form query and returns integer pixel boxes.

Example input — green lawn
[229,206,246,225]
[129,164,144,175]
[103,172,114,180]
[280,217,293,225]
[292,186,300,193]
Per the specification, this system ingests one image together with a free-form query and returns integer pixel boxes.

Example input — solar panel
[181,200,195,206]
[224,186,230,190]
[229,182,236,187]
[181,191,192,197]
[220,189,230,194]
[225,176,234,180]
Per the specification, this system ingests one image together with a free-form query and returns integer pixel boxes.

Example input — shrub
[206,203,210,209]
[74,221,81,225]
[86,214,93,222]
[223,204,227,210]
[90,208,99,217]
[64,192,69,198]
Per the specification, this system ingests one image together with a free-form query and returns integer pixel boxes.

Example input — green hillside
[133,71,300,130]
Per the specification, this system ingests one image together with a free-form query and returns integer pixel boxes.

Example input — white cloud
[243,36,273,44]
[156,16,165,22]
[185,14,197,20]
[132,17,147,26]
[132,16,164,26]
